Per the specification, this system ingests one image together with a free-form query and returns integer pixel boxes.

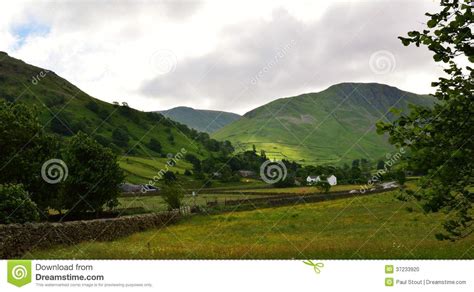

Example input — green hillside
[213,83,435,164]
[0,51,225,180]
[158,106,241,133]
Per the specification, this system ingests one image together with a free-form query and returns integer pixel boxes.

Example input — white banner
[0,260,472,291]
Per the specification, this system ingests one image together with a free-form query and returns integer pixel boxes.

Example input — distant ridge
[157,106,241,133]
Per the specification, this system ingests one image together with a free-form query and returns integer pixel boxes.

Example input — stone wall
[0,211,181,259]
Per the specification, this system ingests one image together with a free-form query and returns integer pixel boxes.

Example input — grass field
[119,156,193,184]
[117,193,273,213]
[31,189,474,259]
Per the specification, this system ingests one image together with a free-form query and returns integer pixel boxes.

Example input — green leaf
[427,19,437,28]
[399,37,411,46]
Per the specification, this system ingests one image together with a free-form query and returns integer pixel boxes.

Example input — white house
[327,175,337,186]
[306,175,337,186]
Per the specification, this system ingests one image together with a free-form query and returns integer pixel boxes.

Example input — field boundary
[0,210,188,259]
[213,187,398,208]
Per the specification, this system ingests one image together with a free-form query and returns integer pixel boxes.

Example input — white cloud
[1,0,442,114]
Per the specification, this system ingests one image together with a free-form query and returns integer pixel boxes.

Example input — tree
[0,101,63,213]
[185,154,201,172]
[377,0,473,240]
[315,181,331,193]
[163,171,177,184]
[377,160,385,170]
[0,184,40,224]
[148,138,162,153]
[161,184,184,210]
[62,132,124,214]
[112,127,129,147]
[314,175,331,193]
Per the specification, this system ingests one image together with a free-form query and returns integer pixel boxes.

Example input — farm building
[306,175,337,186]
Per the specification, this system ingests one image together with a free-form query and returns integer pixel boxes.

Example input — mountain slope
[158,106,241,133]
[213,83,435,164]
[0,51,221,165]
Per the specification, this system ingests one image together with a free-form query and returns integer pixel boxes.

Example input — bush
[161,185,184,210]
[0,184,39,224]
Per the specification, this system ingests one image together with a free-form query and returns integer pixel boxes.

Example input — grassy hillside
[213,83,435,164]
[30,189,473,259]
[0,51,225,182]
[158,106,241,133]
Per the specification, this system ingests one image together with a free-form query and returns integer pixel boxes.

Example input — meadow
[30,189,474,259]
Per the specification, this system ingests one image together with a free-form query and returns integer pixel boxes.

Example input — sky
[0,0,444,115]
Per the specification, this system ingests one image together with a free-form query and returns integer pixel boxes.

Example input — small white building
[327,175,337,186]
[306,176,319,184]
[306,175,337,186]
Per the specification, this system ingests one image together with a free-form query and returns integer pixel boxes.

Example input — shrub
[0,184,39,224]
[161,185,184,210]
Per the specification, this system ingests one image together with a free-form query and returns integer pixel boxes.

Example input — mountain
[0,51,223,161]
[157,106,241,133]
[213,83,435,165]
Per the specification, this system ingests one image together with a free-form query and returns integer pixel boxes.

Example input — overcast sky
[0,0,443,114]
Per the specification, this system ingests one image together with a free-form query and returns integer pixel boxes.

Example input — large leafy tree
[377,0,473,240]
[0,101,63,214]
[62,132,124,214]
